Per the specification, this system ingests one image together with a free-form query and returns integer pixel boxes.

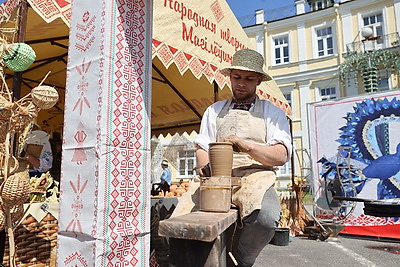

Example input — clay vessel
[208,142,233,177]
[200,177,231,212]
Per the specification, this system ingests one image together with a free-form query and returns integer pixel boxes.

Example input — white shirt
[194,98,292,158]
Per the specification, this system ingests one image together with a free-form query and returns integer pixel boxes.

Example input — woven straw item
[0,94,12,122]
[0,207,5,231]
[31,86,59,109]
[9,102,39,132]
[3,213,58,266]
[2,43,36,72]
[0,203,23,231]
[10,203,24,224]
[0,153,19,176]
[0,121,8,142]
[1,171,30,208]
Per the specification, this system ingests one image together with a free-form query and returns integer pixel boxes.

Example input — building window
[320,87,336,100]
[310,0,334,11]
[278,161,292,177]
[178,150,196,177]
[316,27,333,57]
[284,93,292,107]
[363,13,383,45]
[274,36,289,65]
[377,77,389,91]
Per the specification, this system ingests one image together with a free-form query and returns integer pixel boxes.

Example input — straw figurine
[0,62,59,266]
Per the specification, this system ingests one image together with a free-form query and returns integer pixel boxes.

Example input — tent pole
[213,81,219,102]
[12,0,29,100]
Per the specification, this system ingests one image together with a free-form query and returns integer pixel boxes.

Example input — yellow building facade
[242,0,400,176]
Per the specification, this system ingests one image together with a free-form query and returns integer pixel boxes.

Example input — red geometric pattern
[104,1,150,265]
[257,88,292,118]
[210,0,224,23]
[152,38,229,87]
[343,214,398,226]
[152,39,292,117]
[27,0,71,25]
[0,0,20,21]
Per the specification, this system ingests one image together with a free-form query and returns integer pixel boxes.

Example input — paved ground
[254,234,400,267]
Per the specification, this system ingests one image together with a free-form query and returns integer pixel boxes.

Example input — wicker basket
[1,171,31,209]
[31,86,59,110]
[3,213,58,266]
[1,43,36,72]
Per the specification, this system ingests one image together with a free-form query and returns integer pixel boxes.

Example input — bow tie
[232,103,253,111]
[231,97,255,111]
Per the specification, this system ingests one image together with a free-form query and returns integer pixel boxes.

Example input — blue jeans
[236,186,281,267]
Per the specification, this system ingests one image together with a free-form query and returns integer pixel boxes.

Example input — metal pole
[12,0,29,100]
[213,81,219,102]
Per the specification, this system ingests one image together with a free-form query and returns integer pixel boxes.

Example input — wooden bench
[158,209,238,267]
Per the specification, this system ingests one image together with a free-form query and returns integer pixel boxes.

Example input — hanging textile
[57,0,152,265]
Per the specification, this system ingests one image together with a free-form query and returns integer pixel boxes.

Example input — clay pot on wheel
[208,142,233,177]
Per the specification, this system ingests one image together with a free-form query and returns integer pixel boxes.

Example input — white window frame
[281,85,295,118]
[358,8,388,50]
[319,87,337,101]
[277,160,292,178]
[314,79,339,102]
[311,22,335,58]
[177,150,196,178]
[311,0,332,11]
[377,71,391,92]
[270,32,291,66]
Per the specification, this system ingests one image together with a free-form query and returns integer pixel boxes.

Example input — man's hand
[223,134,251,153]
[199,163,211,177]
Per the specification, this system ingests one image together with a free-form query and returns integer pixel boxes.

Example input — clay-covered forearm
[224,135,288,166]
[195,145,209,168]
[247,142,288,166]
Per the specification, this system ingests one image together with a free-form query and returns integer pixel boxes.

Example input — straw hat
[161,159,169,167]
[220,49,272,82]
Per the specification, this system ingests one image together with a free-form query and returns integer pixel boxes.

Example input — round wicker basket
[1,171,31,209]
[2,43,36,72]
[31,86,59,110]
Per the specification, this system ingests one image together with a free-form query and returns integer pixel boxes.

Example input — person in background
[23,124,53,177]
[159,159,172,193]
[194,49,292,267]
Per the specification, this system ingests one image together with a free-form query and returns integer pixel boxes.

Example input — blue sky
[226,0,296,18]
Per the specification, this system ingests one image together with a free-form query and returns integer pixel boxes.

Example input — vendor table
[159,209,238,267]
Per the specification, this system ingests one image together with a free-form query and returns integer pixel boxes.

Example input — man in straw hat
[194,49,292,266]
[159,159,172,193]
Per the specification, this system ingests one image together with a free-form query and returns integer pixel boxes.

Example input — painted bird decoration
[362,143,400,179]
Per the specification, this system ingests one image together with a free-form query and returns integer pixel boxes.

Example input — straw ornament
[0,153,19,176]
[1,171,30,209]
[9,102,39,132]
[0,121,8,143]
[0,94,13,122]
[0,207,5,231]
[1,43,36,72]
[31,85,59,109]
[9,204,24,224]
